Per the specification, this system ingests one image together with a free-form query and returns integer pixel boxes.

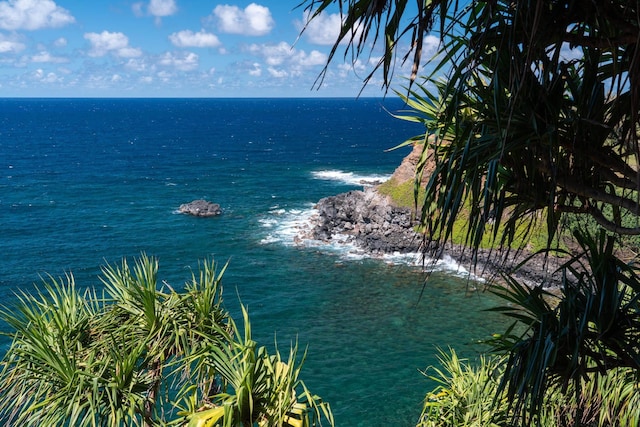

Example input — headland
[301,144,564,288]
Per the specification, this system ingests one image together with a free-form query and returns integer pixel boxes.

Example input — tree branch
[538,154,640,218]
[588,206,640,235]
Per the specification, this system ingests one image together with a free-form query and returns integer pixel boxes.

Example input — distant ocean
[0,98,504,426]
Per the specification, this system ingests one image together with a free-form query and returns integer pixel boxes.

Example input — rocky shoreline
[310,188,422,254]
[292,143,568,288]
[303,172,564,288]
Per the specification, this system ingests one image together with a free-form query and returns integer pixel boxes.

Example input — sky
[0,0,436,98]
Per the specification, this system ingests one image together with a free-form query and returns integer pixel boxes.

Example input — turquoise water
[0,98,505,426]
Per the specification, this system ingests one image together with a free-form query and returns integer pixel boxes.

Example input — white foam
[380,251,474,276]
[259,206,363,258]
[437,254,469,274]
[258,204,483,280]
[258,218,278,228]
[311,170,390,187]
[259,205,318,246]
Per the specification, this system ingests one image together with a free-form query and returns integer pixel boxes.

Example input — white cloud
[31,50,66,63]
[248,62,261,76]
[247,41,289,66]
[158,51,198,71]
[169,29,221,48]
[298,11,342,45]
[297,10,365,48]
[125,58,150,72]
[303,50,328,67]
[338,59,367,77]
[0,33,25,53]
[84,31,142,58]
[211,3,273,36]
[118,46,143,58]
[53,37,66,47]
[267,67,287,78]
[132,0,176,22]
[423,35,441,58]
[148,0,177,17]
[157,70,172,82]
[33,68,60,83]
[247,41,327,69]
[0,0,74,31]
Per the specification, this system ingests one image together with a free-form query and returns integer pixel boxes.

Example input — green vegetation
[0,255,333,427]
[3,0,639,424]
[302,0,640,425]
[377,178,421,210]
[377,178,553,252]
[417,349,510,427]
[418,349,640,427]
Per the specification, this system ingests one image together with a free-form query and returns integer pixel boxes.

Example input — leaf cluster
[298,0,451,93]
[0,255,333,427]
[300,1,640,425]
[418,348,640,427]
[488,230,640,425]
[303,0,640,249]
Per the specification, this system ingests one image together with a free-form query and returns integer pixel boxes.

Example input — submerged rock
[179,200,222,217]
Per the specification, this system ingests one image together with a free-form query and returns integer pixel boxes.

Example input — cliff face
[387,142,431,185]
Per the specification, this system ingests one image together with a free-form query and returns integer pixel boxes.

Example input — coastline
[301,186,565,289]
[295,142,566,289]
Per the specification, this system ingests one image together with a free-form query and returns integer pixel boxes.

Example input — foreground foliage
[0,255,333,427]
[417,349,510,427]
[488,230,640,425]
[418,348,640,427]
[415,229,640,426]
[303,0,640,242]
[302,0,640,424]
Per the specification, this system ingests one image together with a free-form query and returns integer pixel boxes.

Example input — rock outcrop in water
[310,188,563,287]
[308,144,425,255]
[179,200,222,217]
[311,188,422,255]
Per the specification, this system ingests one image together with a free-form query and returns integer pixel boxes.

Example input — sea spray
[311,169,390,186]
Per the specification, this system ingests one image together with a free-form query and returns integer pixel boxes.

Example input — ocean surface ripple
[0,98,504,426]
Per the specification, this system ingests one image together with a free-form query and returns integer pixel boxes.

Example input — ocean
[0,98,504,426]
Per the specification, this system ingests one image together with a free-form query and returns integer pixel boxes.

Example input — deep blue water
[0,98,504,426]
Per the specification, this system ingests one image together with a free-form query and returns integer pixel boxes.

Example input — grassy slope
[376,178,554,253]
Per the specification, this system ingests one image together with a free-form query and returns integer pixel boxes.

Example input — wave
[311,169,391,186]
[258,204,482,280]
[258,204,318,246]
[380,252,483,280]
